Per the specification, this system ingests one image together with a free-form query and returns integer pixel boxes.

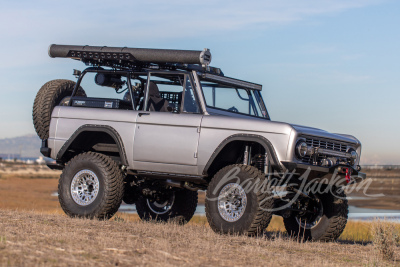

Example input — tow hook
[344,168,352,184]
[337,166,353,184]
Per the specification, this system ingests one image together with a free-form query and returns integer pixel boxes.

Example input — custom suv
[33,44,366,241]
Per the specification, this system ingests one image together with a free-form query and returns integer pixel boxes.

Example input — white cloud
[0,0,384,39]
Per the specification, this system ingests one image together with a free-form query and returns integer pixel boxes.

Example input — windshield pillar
[192,71,209,115]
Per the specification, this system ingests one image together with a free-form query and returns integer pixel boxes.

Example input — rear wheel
[33,79,85,139]
[58,152,124,220]
[283,185,348,241]
[135,189,198,224]
[205,164,274,236]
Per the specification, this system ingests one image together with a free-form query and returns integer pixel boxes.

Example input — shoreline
[1,164,400,213]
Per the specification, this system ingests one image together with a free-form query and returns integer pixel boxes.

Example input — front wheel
[205,164,274,236]
[135,189,198,224]
[58,152,125,220]
[283,185,348,242]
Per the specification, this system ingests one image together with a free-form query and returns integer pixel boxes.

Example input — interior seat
[147,82,170,112]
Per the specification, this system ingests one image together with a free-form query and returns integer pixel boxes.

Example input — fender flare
[56,124,128,166]
[202,133,282,176]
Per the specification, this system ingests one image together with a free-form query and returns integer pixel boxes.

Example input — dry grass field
[1,164,400,266]
[1,210,399,267]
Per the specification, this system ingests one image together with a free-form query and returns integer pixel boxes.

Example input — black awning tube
[48,44,211,65]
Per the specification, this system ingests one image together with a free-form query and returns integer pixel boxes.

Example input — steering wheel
[228,106,239,113]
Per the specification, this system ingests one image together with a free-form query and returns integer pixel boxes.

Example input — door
[132,72,203,166]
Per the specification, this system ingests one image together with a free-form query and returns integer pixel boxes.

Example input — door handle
[139,113,150,117]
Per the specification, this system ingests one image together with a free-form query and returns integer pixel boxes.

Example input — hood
[290,124,360,145]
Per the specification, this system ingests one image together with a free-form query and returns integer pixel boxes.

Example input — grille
[305,138,347,152]
[300,137,348,164]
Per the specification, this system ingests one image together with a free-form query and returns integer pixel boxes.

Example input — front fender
[202,133,283,176]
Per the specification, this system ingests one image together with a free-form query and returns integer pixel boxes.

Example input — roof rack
[48,44,223,76]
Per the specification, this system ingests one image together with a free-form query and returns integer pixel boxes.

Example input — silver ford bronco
[33,44,366,241]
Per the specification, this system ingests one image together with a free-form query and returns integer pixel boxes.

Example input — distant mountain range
[0,134,42,158]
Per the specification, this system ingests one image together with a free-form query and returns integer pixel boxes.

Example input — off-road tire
[135,189,198,224]
[205,164,274,236]
[58,152,124,220]
[283,185,348,242]
[33,79,85,140]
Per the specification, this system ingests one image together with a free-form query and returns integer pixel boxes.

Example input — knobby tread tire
[135,189,198,225]
[33,79,85,140]
[58,152,124,220]
[283,186,348,242]
[205,164,274,236]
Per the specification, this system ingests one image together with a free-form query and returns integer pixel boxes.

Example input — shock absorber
[254,154,265,171]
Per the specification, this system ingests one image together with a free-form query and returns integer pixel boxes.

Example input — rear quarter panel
[48,106,138,166]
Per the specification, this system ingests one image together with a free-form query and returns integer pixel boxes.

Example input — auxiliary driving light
[296,141,308,158]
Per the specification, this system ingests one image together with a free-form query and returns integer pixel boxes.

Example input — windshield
[200,80,269,119]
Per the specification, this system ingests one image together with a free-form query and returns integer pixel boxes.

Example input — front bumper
[281,161,366,186]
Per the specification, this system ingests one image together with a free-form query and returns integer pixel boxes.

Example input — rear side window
[71,71,147,110]
[79,72,130,101]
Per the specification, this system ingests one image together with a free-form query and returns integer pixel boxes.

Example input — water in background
[119,176,400,221]
[49,168,400,222]
[348,206,400,222]
[118,203,400,222]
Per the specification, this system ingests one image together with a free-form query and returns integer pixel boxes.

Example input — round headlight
[296,142,308,158]
[350,150,358,165]
[347,148,358,165]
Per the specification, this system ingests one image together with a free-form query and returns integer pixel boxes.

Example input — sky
[0,0,399,164]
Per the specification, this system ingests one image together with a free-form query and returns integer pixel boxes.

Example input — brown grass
[0,163,61,180]
[1,172,400,265]
[0,176,60,212]
[371,220,400,261]
[1,210,399,267]
[0,174,398,243]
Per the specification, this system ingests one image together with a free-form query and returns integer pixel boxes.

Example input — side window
[182,76,199,113]
[201,82,263,117]
[145,74,200,113]
[202,86,251,113]
[124,81,145,111]
[74,72,147,111]
[79,72,129,100]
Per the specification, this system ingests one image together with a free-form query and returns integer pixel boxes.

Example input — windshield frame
[198,75,270,120]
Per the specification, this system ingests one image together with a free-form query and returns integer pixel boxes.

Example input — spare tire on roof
[32,79,86,140]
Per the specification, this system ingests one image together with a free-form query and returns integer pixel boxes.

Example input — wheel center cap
[218,183,247,222]
[70,170,99,206]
